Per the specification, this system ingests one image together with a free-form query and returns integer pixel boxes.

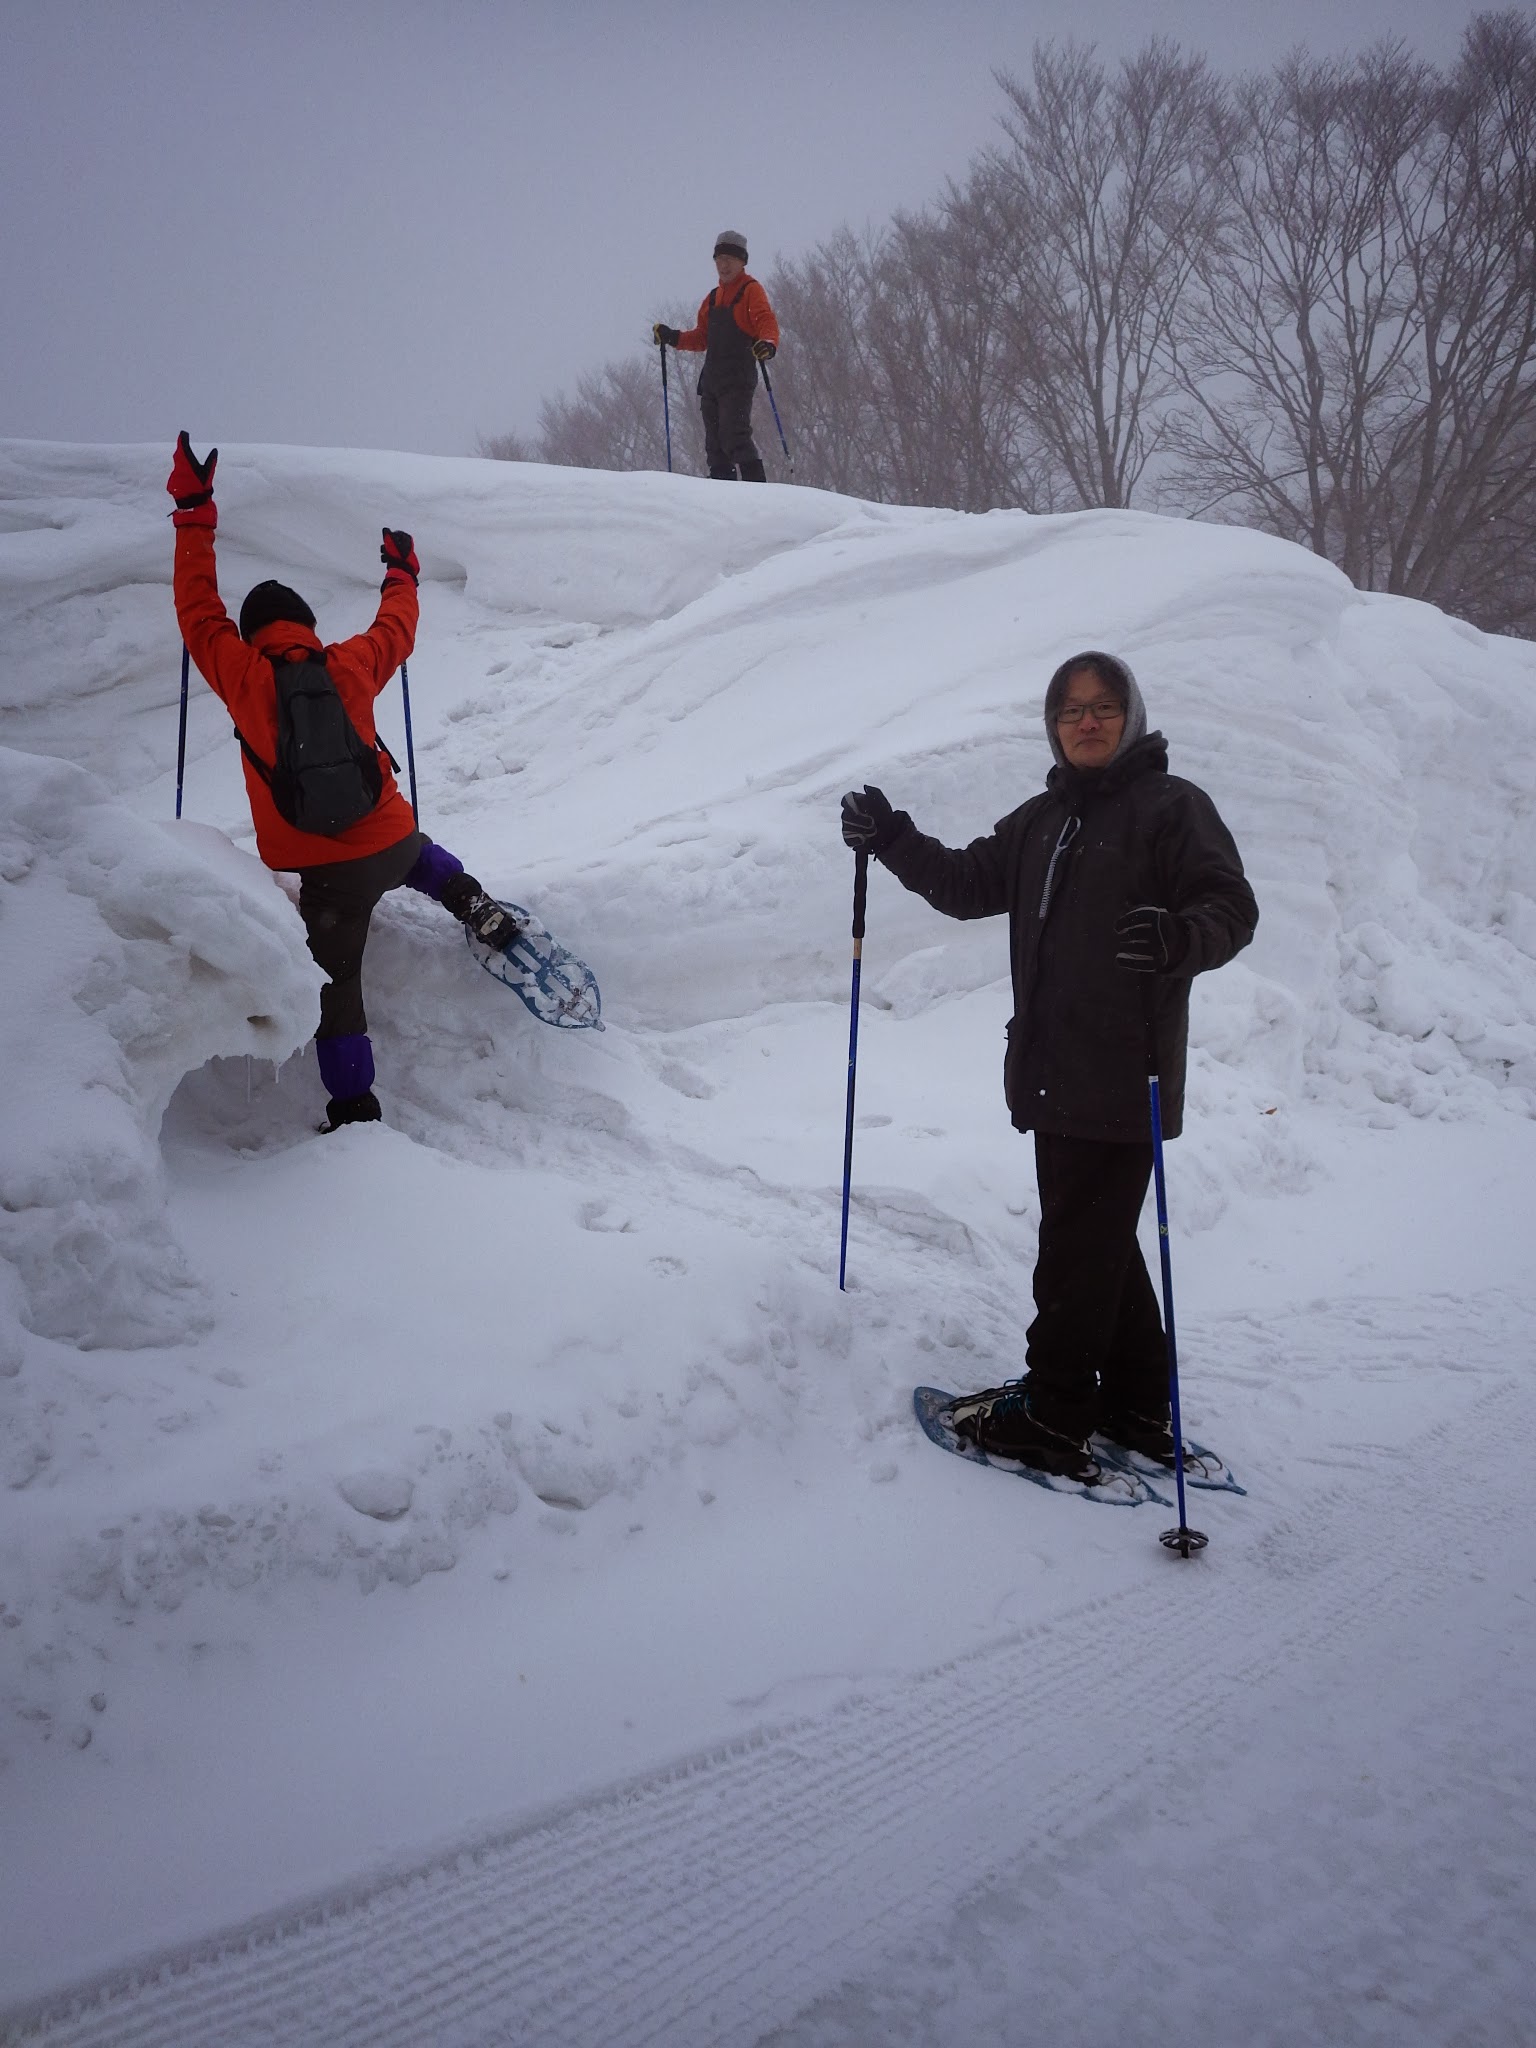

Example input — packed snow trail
[6,1297,1529,2048]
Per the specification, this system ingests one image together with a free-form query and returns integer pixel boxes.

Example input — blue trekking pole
[659,343,673,473]
[1145,990,1207,1557]
[838,850,869,1290]
[175,643,190,819]
[759,361,792,470]
[399,658,419,819]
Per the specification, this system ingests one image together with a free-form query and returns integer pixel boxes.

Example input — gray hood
[1043,650,1148,771]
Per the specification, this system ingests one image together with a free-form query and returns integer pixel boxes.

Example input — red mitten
[380,527,420,587]
[168,431,218,529]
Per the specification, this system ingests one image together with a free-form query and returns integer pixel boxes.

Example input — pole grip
[852,848,868,943]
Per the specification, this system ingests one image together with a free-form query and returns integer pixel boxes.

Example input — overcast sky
[2,0,1523,459]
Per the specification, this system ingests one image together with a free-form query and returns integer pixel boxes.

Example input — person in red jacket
[654,230,780,481]
[168,433,518,1132]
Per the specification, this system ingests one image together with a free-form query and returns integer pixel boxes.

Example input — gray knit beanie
[1043,650,1147,770]
[713,229,748,261]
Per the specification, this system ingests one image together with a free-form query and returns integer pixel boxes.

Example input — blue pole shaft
[660,345,673,473]
[175,643,190,819]
[838,851,869,1290]
[1148,1071,1192,1533]
[760,362,792,467]
[400,658,419,819]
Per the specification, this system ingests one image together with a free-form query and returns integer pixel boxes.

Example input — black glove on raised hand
[380,528,420,587]
[840,785,899,854]
[167,431,218,527]
[1115,904,1188,973]
[653,323,681,347]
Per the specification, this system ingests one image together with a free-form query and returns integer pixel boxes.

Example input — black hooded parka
[876,731,1258,1143]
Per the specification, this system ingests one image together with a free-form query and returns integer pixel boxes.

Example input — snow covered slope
[2,443,1534,2040]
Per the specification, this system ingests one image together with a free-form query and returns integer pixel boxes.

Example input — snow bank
[0,438,1531,1471]
[0,748,318,1346]
[3,439,1536,2014]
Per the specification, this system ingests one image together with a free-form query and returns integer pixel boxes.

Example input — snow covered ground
[1,441,1534,2046]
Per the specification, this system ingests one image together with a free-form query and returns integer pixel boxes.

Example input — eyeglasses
[1056,699,1125,725]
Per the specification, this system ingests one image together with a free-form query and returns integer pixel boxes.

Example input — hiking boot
[462,895,522,952]
[949,1385,1096,1481]
[320,1089,382,1132]
[1098,1410,1177,1463]
[441,874,522,954]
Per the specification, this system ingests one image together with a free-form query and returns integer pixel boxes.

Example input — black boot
[440,873,522,953]
[320,1090,382,1133]
[949,1385,1096,1481]
[707,463,738,480]
[739,458,767,483]
[1098,1409,1176,1463]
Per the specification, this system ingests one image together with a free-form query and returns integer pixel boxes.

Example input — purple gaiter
[316,1032,375,1101]
[404,837,464,902]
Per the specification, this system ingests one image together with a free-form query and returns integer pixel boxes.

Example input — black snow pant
[297,829,424,1039]
[700,380,762,479]
[1020,1132,1170,1444]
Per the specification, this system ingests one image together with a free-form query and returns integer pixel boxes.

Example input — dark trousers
[700,381,761,476]
[1022,1132,1169,1442]
[297,830,424,1038]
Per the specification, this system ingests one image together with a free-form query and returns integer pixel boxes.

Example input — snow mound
[0,747,318,1347]
[0,437,1534,1692]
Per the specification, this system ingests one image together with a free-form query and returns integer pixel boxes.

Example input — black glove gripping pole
[174,644,190,819]
[838,850,869,1290]
[1145,988,1207,1556]
[660,344,673,473]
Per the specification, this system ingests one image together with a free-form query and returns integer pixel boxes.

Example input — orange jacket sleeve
[737,279,779,349]
[173,526,281,737]
[674,291,714,353]
[329,573,419,694]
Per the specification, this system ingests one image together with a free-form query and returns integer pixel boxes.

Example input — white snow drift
[1,441,1533,2035]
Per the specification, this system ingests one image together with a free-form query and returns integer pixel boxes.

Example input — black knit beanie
[238,580,317,643]
[713,230,748,261]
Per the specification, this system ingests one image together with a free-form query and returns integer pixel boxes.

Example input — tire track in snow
[5,1315,1527,2048]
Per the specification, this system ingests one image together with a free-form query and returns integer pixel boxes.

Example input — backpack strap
[232,648,330,787]
[234,726,275,785]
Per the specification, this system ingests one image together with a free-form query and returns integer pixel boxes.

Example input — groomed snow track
[7,1301,1530,2048]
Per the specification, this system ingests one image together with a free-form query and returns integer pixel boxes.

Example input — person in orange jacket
[168,432,519,1132]
[653,230,780,481]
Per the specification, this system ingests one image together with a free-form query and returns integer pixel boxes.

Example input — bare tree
[536,353,673,474]
[985,39,1224,509]
[476,428,536,462]
[1173,15,1536,630]
[761,229,891,498]
[1384,11,1536,628]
